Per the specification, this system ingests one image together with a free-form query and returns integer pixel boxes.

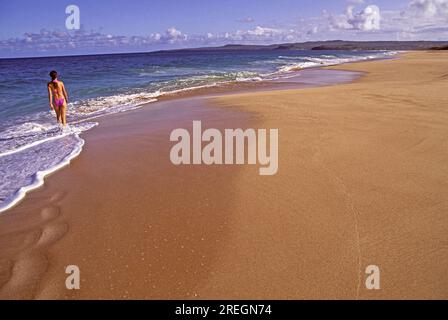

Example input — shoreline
[1,51,447,299]
[0,60,370,215]
[130,51,399,103]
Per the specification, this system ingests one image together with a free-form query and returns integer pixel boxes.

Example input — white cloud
[150,33,162,41]
[373,0,448,40]
[350,5,381,31]
[230,26,301,42]
[307,26,319,35]
[316,0,448,40]
[409,0,448,18]
[150,27,188,44]
[329,2,381,31]
[0,26,192,57]
[246,26,282,37]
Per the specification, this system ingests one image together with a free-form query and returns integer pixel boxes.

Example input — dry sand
[0,51,447,299]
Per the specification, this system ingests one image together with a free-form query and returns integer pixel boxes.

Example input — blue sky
[1,0,447,57]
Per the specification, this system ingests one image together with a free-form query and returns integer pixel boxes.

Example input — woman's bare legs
[54,105,62,124]
[60,103,67,126]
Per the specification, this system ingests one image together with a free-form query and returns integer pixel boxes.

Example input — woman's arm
[47,84,54,110]
[62,82,69,104]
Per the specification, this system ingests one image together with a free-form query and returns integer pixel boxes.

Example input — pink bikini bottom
[54,98,65,107]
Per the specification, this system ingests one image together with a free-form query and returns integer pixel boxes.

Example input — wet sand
[1,51,447,299]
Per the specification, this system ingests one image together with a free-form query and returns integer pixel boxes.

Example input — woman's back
[49,81,65,99]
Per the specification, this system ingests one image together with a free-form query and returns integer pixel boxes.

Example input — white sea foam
[274,51,398,75]
[0,123,96,213]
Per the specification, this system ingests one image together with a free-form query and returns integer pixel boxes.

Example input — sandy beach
[0,51,447,299]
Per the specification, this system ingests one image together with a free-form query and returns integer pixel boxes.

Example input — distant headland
[155,40,448,54]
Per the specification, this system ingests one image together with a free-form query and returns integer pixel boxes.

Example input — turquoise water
[0,49,396,212]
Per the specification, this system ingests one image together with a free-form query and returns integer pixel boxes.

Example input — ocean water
[0,49,396,212]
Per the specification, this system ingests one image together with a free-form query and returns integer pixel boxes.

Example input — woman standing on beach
[47,70,69,127]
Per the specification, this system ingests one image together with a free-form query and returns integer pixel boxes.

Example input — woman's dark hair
[49,70,58,80]
[49,70,58,89]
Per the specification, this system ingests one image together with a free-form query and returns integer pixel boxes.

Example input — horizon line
[1,39,447,60]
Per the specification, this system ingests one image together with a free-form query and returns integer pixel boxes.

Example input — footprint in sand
[0,259,13,289]
[0,229,42,257]
[0,197,68,299]
[40,206,61,221]
[49,192,67,205]
[36,222,69,248]
[0,206,60,238]
[0,252,48,300]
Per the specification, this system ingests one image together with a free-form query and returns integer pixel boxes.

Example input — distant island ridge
[155,40,448,54]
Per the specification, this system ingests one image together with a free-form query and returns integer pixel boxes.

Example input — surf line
[170,121,278,176]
